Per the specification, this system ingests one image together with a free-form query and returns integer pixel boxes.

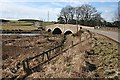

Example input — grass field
[1,26,38,30]
[42,22,55,27]
[1,21,54,31]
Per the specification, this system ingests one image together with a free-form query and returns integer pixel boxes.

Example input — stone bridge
[45,24,78,35]
[45,24,94,35]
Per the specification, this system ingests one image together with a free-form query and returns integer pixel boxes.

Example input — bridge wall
[46,24,94,34]
[46,24,78,34]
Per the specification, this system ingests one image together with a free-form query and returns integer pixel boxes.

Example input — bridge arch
[48,29,52,32]
[64,30,73,35]
[52,28,62,34]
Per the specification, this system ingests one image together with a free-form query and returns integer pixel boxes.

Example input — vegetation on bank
[91,33,119,78]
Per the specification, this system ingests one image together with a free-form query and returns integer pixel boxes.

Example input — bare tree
[76,4,100,21]
[60,5,75,24]
[75,4,103,26]
[59,4,103,26]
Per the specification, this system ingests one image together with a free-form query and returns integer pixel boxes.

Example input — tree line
[57,4,120,27]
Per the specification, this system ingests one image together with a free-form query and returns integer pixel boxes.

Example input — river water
[0,33,40,36]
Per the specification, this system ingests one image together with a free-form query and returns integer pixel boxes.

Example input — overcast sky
[0,0,119,22]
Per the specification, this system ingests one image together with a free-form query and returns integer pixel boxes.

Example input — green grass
[3,21,33,26]
[1,26,38,30]
[1,21,38,30]
[1,21,55,31]
[9,22,33,26]
[42,22,54,27]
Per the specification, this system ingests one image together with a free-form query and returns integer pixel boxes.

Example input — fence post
[71,41,73,47]
[22,60,26,72]
[59,46,61,52]
[22,59,31,74]
[46,52,49,60]
[53,48,56,53]
[26,58,30,72]
[42,54,44,61]
[50,50,52,58]
[46,52,50,64]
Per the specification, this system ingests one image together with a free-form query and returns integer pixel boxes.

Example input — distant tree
[67,6,75,21]
[68,19,76,24]
[75,4,103,26]
[0,19,9,22]
[76,4,98,21]
[92,12,104,26]
[113,21,120,27]
[58,4,103,27]
[57,16,65,24]
[18,19,41,22]
[60,5,75,24]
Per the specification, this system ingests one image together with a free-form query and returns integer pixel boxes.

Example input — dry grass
[27,30,94,78]
[27,31,119,78]
[88,33,119,78]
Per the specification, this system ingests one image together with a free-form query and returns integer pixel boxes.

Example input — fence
[22,35,65,74]
[21,30,92,76]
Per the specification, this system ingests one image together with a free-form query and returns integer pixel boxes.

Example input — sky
[0,0,119,22]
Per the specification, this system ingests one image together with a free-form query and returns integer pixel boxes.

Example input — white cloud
[1,0,119,2]
[0,2,61,21]
[51,2,65,7]
[0,1,118,22]
[97,6,117,22]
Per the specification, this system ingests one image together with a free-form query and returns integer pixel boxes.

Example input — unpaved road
[86,29,120,43]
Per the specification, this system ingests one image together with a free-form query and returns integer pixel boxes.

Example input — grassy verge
[96,27,119,32]
[90,33,119,78]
